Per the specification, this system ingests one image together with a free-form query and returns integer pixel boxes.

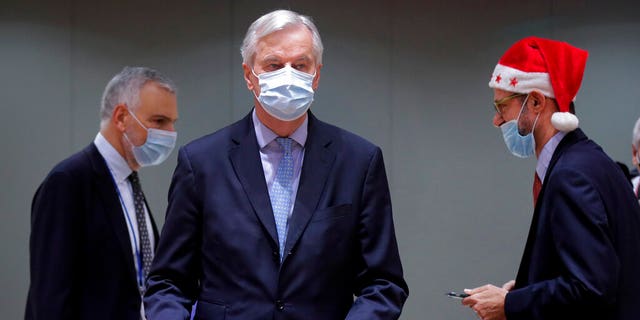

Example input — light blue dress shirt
[252,110,307,220]
[536,131,567,182]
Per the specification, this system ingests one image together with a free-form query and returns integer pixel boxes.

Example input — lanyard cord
[102,160,146,292]
[114,181,146,291]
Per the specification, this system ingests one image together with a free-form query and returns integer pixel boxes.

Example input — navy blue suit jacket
[26,143,159,320]
[145,112,409,320]
[505,129,640,319]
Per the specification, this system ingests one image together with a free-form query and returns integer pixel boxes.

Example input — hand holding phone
[446,291,470,299]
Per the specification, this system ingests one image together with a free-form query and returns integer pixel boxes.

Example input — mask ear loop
[515,94,530,136]
[124,107,149,148]
[250,68,262,102]
[515,94,542,134]
[515,94,540,151]
[128,108,145,129]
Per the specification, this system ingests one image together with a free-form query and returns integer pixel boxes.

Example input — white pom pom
[551,112,579,132]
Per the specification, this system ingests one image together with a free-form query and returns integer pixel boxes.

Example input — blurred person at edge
[631,117,640,197]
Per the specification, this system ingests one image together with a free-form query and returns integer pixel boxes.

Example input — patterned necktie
[271,137,294,261]
[533,172,542,207]
[128,171,153,279]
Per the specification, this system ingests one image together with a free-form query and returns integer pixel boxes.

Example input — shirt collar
[536,131,567,182]
[94,132,133,183]
[252,109,308,149]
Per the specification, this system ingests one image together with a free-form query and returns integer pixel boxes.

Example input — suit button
[272,251,279,260]
[276,300,285,310]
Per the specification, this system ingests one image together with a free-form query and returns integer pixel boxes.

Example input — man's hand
[461,284,508,320]
[501,280,515,291]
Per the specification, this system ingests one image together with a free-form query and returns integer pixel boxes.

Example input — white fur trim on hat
[489,64,554,98]
[551,112,579,132]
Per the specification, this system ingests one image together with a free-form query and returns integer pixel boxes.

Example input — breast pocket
[304,204,356,267]
[311,203,352,222]
[194,300,227,320]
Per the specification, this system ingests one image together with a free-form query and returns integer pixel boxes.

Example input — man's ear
[528,91,546,113]
[312,64,322,90]
[112,104,129,132]
[242,63,255,91]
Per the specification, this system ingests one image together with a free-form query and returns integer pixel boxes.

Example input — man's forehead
[493,89,513,99]
[254,26,314,55]
[260,54,312,63]
[137,86,178,117]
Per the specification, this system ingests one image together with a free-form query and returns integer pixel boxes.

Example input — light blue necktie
[271,137,294,261]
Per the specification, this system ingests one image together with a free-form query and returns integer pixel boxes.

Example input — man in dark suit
[461,37,640,320]
[144,9,408,320]
[26,67,179,320]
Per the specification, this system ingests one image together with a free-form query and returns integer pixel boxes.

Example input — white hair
[633,117,640,148]
[99,66,176,128]
[240,9,324,66]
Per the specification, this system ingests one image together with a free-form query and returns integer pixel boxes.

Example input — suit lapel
[228,113,279,247]
[515,129,585,286]
[283,113,336,262]
[85,144,138,284]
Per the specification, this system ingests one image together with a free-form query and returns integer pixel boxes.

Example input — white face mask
[125,109,177,167]
[499,95,539,158]
[253,65,315,121]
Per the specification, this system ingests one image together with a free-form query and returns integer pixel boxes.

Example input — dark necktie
[128,171,153,279]
[533,172,542,207]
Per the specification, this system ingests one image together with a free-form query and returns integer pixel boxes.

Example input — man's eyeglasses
[493,93,527,115]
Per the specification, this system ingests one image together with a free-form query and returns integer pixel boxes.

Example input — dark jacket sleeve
[505,168,619,319]
[26,170,81,320]
[144,147,201,320]
[346,147,409,320]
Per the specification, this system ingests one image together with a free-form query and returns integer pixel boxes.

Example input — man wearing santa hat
[461,37,640,320]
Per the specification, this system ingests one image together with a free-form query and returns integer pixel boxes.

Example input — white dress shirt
[93,133,155,290]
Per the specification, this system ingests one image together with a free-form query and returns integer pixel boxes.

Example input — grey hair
[99,66,176,128]
[240,9,324,66]
[633,117,640,148]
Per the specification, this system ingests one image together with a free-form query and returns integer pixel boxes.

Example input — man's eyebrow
[261,55,282,63]
[293,56,311,63]
[149,114,175,121]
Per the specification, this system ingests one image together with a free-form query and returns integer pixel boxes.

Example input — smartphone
[446,291,470,299]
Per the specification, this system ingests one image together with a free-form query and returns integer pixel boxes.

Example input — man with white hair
[461,37,640,320]
[26,67,179,320]
[631,117,640,197]
[145,9,408,320]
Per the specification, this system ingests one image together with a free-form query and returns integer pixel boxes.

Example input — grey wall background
[2,0,639,319]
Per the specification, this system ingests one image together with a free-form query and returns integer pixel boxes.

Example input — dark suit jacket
[144,112,409,320]
[26,143,159,320]
[505,129,640,319]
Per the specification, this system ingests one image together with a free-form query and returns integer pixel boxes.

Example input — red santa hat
[489,36,589,132]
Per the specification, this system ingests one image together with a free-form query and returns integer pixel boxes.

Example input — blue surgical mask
[253,65,315,121]
[125,109,177,167]
[500,95,539,158]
